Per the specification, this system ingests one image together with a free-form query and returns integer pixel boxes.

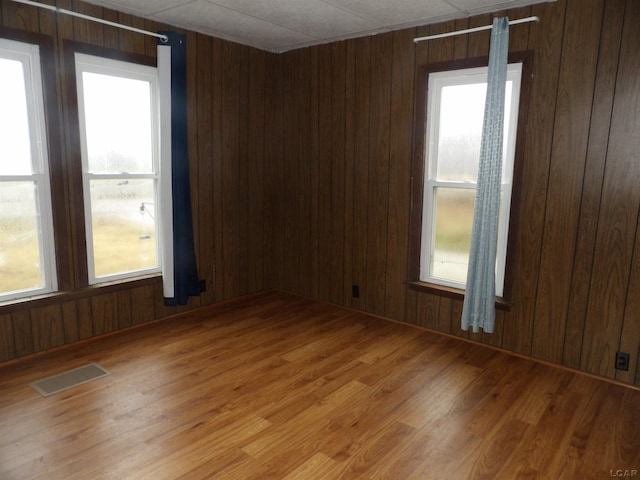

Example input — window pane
[81,72,153,174]
[436,81,513,182]
[0,59,32,175]
[431,188,475,284]
[436,83,485,182]
[89,179,157,278]
[0,182,44,294]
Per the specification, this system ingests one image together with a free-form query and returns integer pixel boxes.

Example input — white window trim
[419,63,523,297]
[75,53,163,285]
[0,38,57,302]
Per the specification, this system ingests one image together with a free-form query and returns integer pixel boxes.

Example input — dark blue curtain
[159,32,200,306]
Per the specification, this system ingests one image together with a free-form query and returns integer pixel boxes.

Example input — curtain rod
[414,15,539,43]
[10,0,169,42]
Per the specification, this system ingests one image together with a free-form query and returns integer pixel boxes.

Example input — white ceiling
[83,0,552,53]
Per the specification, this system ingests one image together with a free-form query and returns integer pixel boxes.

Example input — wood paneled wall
[2,0,639,389]
[0,0,268,362]
[265,0,640,387]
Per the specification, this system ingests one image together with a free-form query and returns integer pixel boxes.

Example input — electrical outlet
[615,351,630,371]
[199,279,207,292]
[352,285,360,298]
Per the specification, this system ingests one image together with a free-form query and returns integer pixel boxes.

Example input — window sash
[419,63,522,296]
[0,39,57,302]
[75,53,162,285]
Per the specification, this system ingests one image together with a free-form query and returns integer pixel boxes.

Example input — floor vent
[30,363,110,397]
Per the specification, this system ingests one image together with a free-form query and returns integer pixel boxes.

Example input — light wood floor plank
[0,290,638,479]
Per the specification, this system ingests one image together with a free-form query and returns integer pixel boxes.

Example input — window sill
[407,280,513,312]
[0,274,162,313]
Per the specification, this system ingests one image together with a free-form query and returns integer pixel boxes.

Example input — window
[75,53,162,284]
[415,62,523,297]
[0,38,57,302]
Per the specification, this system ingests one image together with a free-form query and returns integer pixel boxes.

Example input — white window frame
[0,38,57,302]
[420,63,523,297]
[75,53,162,284]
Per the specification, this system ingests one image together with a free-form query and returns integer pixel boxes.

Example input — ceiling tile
[86,0,186,16]
[324,0,460,26]
[153,0,316,51]
[446,0,545,15]
[211,0,380,39]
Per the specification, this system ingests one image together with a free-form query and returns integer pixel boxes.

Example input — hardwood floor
[1,290,638,479]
